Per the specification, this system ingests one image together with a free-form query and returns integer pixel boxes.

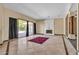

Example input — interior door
[69,16,76,34]
[69,16,73,34]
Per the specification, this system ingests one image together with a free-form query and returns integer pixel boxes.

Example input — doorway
[9,17,18,39]
[69,16,77,37]
[68,16,77,49]
[9,18,36,38]
[17,19,27,38]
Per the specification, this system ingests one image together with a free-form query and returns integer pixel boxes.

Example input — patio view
[18,20,27,38]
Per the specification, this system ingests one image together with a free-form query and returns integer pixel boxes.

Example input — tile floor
[0,35,76,55]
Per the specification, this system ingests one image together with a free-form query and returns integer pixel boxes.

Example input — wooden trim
[62,35,69,55]
[72,16,74,34]
[3,40,8,43]
[54,34,64,36]
[5,40,10,55]
[0,40,8,45]
[0,44,2,46]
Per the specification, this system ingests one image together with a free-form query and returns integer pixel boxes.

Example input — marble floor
[69,39,77,50]
[0,35,77,55]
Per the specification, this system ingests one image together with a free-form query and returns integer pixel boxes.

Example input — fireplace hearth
[46,30,52,34]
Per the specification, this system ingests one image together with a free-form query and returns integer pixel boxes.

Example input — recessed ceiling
[3,3,72,20]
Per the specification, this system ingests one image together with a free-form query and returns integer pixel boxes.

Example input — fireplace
[46,30,52,34]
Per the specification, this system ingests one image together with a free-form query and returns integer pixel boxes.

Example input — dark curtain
[9,17,18,39]
[33,23,36,34]
[26,22,36,36]
[26,21,29,36]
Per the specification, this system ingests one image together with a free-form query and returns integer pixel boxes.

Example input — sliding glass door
[17,20,35,37]
[9,18,36,39]
[28,22,34,36]
[17,19,27,38]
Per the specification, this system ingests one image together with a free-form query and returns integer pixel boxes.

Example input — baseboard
[68,34,76,39]
[54,34,64,36]
[63,35,69,39]
[0,40,8,46]
[0,44,2,46]
[36,33,44,35]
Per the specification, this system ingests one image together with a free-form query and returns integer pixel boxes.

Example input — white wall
[0,4,36,44]
[36,20,45,34]
[54,18,64,34]
[36,19,54,34]
[44,19,54,34]
[36,18,65,35]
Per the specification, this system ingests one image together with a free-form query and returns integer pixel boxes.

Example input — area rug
[28,37,48,44]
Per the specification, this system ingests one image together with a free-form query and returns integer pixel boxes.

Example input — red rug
[28,37,48,44]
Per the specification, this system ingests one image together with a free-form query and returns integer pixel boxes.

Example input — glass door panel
[28,22,34,36]
[17,19,27,38]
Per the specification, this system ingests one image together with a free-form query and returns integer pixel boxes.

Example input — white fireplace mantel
[44,19,54,35]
